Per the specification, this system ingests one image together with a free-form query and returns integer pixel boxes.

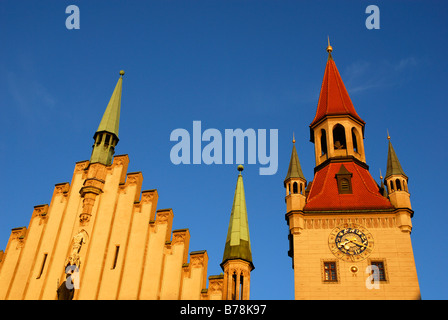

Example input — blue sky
[0,0,447,300]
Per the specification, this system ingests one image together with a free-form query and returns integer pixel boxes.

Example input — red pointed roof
[304,161,393,211]
[310,55,365,127]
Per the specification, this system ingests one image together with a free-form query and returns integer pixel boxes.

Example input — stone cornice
[314,155,369,174]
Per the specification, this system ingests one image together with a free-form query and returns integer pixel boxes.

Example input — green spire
[221,165,254,270]
[385,136,407,179]
[90,71,124,166]
[284,136,305,185]
[96,70,124,137]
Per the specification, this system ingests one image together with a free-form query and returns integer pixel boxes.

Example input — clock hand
[349,239,367,248]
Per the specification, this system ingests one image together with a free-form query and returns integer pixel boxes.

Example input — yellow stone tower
[0,71,253,300]
[284,43,420,299]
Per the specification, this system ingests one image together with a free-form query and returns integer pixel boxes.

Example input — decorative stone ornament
[65,230,88,268]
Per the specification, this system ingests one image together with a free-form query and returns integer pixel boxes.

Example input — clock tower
[285,42,420,299]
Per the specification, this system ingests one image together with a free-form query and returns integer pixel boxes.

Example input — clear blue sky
[0,0,447,300]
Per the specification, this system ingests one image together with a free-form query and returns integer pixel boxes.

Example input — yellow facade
[0,155,223,300]
[286,213,420,299]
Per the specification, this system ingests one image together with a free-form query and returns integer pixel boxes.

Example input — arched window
[321,129,328,155]
[232,272,237,300]
[239,273,244,300]
[396,179,402,191]
[333,124,346,150]
[96,133,102,145]
[352,128,358,153]
[104,134,111,146]
[293,182,298,194]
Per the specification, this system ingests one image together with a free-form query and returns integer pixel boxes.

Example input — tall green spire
[284,135,305,185]
[96,70,124,137]
[90,70,124,166]
[221,165,254,270]
[385,136,407,179]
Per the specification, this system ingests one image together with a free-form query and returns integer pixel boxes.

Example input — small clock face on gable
[328,223,374,262]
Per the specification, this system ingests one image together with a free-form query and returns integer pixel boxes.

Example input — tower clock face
[328,224,374,262]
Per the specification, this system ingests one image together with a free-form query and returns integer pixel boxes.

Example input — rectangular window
[112,246,120,269]
[370,261,387,281]
[323,261,337,282]
[37,253,48,279]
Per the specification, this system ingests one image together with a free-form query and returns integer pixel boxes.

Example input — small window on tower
[341,178,350,191]
[369,260,387,281]
[321,129,328,155]
[231,272,237,300]
[352,128,358,153]
[323,261,338,282]
[96,134,102,145]
[333,124,347,150]
[239,274,244,300]
[396,179,402,191]
[335,164,353,194]
[293,182,298,194]
[105,134,111,146]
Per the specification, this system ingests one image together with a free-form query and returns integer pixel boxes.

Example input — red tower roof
[310,55,365,128]
[304,46,392,212]
[304,161,393,211]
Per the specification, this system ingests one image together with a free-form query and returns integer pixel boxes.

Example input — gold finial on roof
[327,36,333,53]
[387,129,391,140]
[292,132,296,144]
[120,70,125,76]
[380,169,383,180]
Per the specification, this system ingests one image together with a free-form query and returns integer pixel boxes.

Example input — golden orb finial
[292,132,296,144]
[327,36,333,53]
[387,129,390,140]
[237,165,244,172]
[120,70,125,76]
